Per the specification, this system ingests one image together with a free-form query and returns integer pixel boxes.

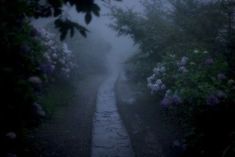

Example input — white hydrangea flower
[169,53,176,58]
[51,65,55,71]
[161,84,166,90]
[155,79,163,85]
[52,53,58,59]
[35,27,75,78]
[153,64,166,76]
[178,56,189,66]
[193,49,199,54]
[63,43,72,54]
[178,66,188,73]
[165,89,172,97]
[59,59,66,64]
[147,74,155,83]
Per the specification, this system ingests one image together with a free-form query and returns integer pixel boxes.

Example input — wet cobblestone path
[91,72,134,157]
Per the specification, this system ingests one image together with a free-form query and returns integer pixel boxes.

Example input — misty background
[31,0,141,77]
[1,0,235,157]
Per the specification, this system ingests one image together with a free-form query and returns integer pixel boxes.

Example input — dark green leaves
[55,18,88,40]
[53,1,101,38]
[74,0,95,13]
[48,0,63,17]
[85,12,92,24]
[30,0,124,40]
[92,3,100,16]
[74,2,100,24]
[54,8,62,17]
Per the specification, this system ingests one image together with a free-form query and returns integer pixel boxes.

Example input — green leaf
[70,27,74,37]
[54,8,62,17]
[85,12,92,24]
[79,30,87,37]
[60,30,67,41]
[92,3,100,16]
[55,18,89,40]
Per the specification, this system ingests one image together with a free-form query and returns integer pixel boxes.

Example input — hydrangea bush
[147,50,235,156]
[35,28,76,80]
[147,50,234,108]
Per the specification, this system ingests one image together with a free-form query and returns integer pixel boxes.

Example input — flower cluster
[36,28,75,78]
[177,56,189,73]
[147,50,232,108]
[160,90,182,107]
[147,63,166,94]
[147,57,186,107]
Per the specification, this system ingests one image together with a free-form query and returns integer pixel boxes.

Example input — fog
[2,0,234,157]
[32,0,141,75]
[68,0,141,74]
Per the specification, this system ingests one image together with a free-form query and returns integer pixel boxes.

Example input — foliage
[111,0,234,79]
[0,20,75,157]
[146,51,235,157]
[0,0,122,156]
[111,0,235,156]
[38,78,75,117]
[0,0,121,41]
[35,27,76,79]
[147,50,232,108]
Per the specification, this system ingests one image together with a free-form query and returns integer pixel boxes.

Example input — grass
[38,78,76,117]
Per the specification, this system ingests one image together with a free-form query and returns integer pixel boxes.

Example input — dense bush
[0,19,76,156]
[0,0,118,156]
[111,0,235,156]
[147,50,231,108]
[36,27,76,79]
[147,50,235,156]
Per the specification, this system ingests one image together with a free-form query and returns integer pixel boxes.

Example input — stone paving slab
[91,74,134,157]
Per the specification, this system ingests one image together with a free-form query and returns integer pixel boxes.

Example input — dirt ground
[25,74,105,157]
[115,77,183,157]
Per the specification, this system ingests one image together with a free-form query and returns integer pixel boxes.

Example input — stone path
[91,72,134,157]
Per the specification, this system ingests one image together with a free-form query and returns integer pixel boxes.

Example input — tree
[111,0,231,80]
[0,0,121,40]
[0,1,121,156]
[111,1,235,156]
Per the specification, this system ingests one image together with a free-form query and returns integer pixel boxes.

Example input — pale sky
[67,0,143,60]
[31,0,143,63]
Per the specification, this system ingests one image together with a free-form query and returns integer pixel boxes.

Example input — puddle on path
[91,72,134,157]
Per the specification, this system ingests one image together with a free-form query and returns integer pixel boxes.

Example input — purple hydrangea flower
[205,58,214,65]
[39,62,54,75]
[216,90,227,99]
[172,94,182,105]
[152,64,166,77]
[147,74,155,84]
[28,76,42,84]
[160,97,173,107]
[206,94,220,106]
[161,93,182,107]
[217,73,226,81]
[30,28,40,37]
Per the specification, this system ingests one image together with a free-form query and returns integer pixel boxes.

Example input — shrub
[147,50,235,156]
